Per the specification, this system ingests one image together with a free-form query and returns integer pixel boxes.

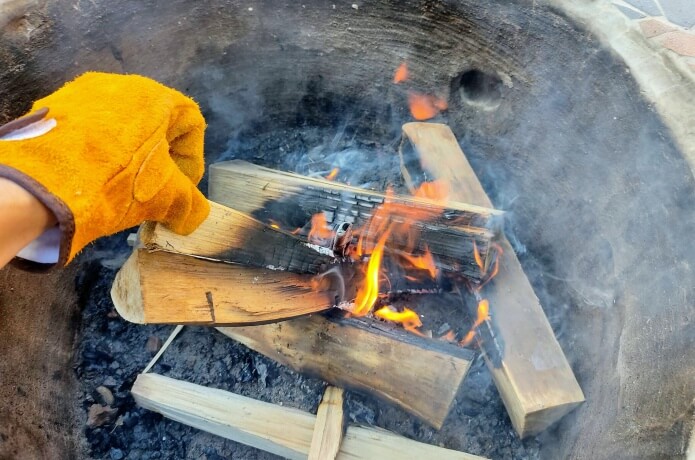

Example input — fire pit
[1,0,694,459]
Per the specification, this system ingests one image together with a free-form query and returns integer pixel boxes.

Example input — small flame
[478,242,503,289]
[413,180,450,203]
[269,219,281,230]
[460,299,490,347]
[401,247,438,279]
[308,213,334,241]
[307,165,502,341]
[393,62,409,83]
[473,240,485,273]
[441,330,457,342]
[325,168,339,181]
[408,91,448,121]
[352,228,392,316]
[374,306,424,336]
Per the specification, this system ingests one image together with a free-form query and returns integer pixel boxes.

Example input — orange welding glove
[0,72,210,267]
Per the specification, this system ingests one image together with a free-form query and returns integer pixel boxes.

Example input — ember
[325,167,339,180]
[307,212,334,245]
[459,299,490,347]
[393,62,448,120]
[407,91,448,121]
[393,62,409,83]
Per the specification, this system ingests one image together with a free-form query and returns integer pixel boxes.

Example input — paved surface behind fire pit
[612,0,695,76]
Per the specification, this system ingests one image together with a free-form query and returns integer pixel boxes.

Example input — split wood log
[308,386,344,460]
[218,313,474,429]
[209,160,502,279]
[111,249,340,325]
[400,122,585,437]
[140,201,337,274]
[131,373,487,460]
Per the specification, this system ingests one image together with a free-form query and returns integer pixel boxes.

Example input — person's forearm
[0,178,57,268]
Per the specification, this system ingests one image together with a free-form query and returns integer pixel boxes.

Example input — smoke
[6,0,693,456]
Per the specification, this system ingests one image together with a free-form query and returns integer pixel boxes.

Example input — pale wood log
[209,160,501,279]
[218,313,474,429]
[111,249,338,326]
[401,122,585,437]
[308,386,344,460]
[131,373,488,460]
[140,201,335,274]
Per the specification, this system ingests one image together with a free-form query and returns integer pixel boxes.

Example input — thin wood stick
[308,386,345,460]
[400,122,584,437]
[142,325,184,374]
[131,373,488,460]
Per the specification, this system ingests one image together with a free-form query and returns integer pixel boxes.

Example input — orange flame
[348,181,451,327]
[393,62,409,83]
[400,247,438,279]
[473,240,485,273]
[413,180,449,203]
[441,330,457,342]
[478,242,503,289]
[374,306,424,336]
[408,91,448,120]
[460,299,490,347]
[352,228,392,316]
[325,168,339,181]
[309,164,504,341]
[308,213,334,241]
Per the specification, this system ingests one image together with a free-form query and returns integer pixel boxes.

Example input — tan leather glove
[0,72,210,266]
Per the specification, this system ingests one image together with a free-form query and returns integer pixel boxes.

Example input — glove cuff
[0,165,74,270]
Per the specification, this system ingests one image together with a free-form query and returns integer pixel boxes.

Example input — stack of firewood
[112,123,584,458]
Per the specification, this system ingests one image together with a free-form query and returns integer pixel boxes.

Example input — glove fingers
[167,102,206,185]
[157,162,210,235]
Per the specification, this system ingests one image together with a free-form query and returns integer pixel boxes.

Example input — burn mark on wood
[205,291,216,323]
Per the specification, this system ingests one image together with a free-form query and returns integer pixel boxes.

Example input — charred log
[209,160,502,281]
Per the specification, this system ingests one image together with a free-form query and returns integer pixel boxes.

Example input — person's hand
[0,72,210,267]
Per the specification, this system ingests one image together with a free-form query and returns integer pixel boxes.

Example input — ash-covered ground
[73,131,544,459]
[74,261,540,460]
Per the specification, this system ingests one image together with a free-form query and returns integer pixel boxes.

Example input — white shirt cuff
[16,226,61,264]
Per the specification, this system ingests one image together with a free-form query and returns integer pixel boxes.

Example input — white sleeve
[15,226,61,264]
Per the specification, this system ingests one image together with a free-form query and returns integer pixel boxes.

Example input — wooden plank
[131,373,488,460]
[401,122,584,437]
[308,386,344,460]
[209,160,501,279]
[140,201,336,275]
[218,313,474,429]
[110,249,339,326]
[132,373,312,460]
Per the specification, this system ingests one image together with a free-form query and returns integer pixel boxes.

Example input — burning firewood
[400,122,585,437]
[209,160,502,281]
[218,313,474,429]
[131,373,488,460]
[139,201,344,274]
[112,246,475,425]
